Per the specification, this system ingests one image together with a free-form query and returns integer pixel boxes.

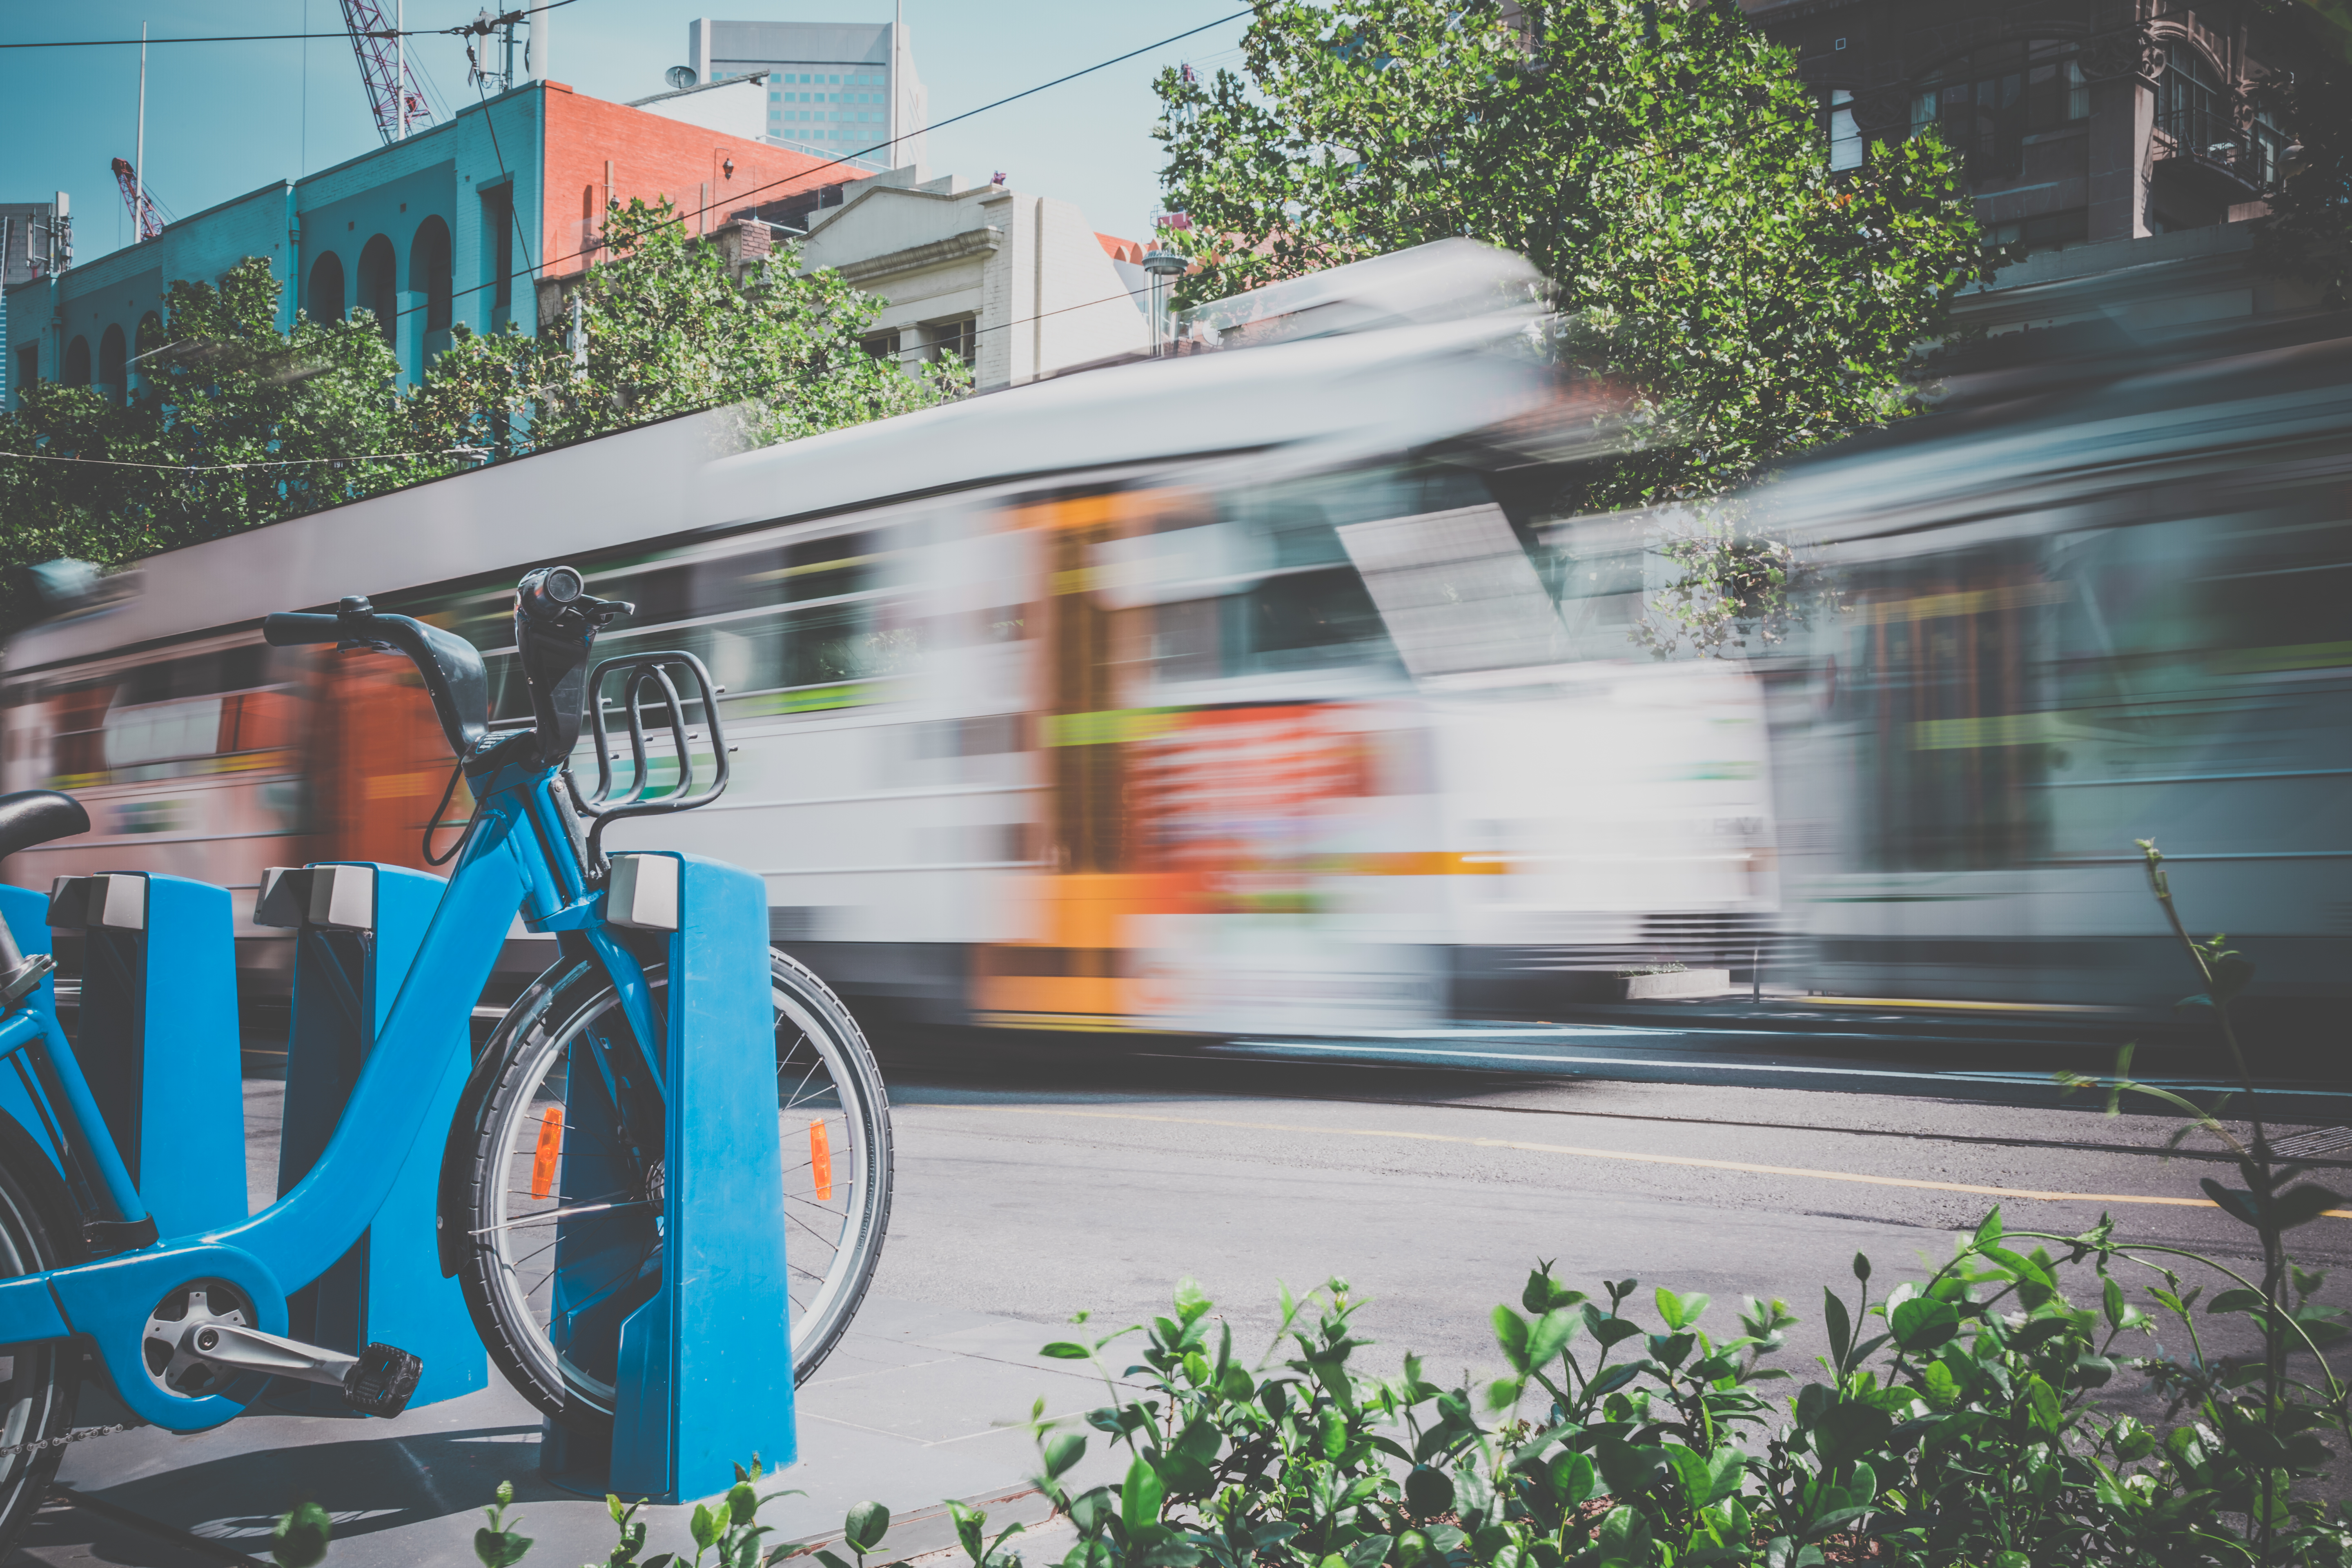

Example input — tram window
[1242,567,1392,671]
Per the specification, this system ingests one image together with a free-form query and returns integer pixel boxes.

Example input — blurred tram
[1750,325,2352,1022]
[0,244,1780,1037]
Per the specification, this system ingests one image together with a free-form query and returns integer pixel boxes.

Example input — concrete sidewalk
[9,1079,1120,1567]
[21,1288,1118,1566]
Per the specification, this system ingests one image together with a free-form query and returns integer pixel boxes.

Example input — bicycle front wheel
[451,948,892,1434]
[0,1109,83,1555]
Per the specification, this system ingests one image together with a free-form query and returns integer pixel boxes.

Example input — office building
[686,20,927,174]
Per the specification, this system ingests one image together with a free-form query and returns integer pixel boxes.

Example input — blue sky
[2,1,1254,267]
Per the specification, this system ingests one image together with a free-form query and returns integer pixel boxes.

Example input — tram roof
[4,312,1550,675]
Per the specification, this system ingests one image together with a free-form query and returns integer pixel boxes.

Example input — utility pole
[134,23,147,242]
[891,0,901,164]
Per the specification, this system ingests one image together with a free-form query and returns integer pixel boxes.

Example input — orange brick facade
[539,82,842,278]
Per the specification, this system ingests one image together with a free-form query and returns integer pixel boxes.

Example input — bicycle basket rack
[564,650,731,869]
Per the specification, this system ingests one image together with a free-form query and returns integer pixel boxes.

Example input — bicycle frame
[0,745,666,1433]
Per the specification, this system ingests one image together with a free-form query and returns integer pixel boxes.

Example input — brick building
[5,80,842,409]
[1743,0,2332,336]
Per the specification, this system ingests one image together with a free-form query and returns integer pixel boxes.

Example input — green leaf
[2273,1183,2345,1230]
[1973,1208,2004,1250]
[1491,1303,1532,1374]
[1527,1305,1581,1369]
[1822,1287,1852,1369]
[1173,1277,1212,1325]
[1890,1297,1959,1351]
[1042,1432,1086,1479]
[1120,1452,1164,1530]
[1404,1465,1454,1516]
[1041,1341,1091,1359]
[2200,1178,2262,1227]
[844,1500,890,1553]
[2208,1288,2268,1316]
[1809,1401,1894,1469]
[273,1502,334,1568]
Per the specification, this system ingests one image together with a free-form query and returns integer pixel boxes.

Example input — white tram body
[1,254,1777,1034]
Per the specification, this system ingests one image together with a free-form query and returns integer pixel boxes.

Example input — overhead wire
[19,5,1251,468]
[360,7,1254,332]
[0,0,593,50]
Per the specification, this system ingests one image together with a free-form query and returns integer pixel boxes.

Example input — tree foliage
[2251,4,2352,307]
[0,198,958,631]
[1152,0,1987,514]
[0,259,418,625]
[411,196,962,460]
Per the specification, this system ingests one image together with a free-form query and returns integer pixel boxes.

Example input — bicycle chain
[0,1422,139,1460]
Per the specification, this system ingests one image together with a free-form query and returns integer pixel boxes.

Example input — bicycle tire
[449,948,892,1434]
[0,1107,83,1555]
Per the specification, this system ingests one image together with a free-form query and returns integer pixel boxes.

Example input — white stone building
[795,169,1151,391]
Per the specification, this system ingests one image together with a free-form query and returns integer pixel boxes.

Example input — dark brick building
[1743,1,2330,335]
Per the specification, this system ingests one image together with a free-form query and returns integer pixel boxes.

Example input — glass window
[1822,88,1862,170]
[1911,40,2085,180]
[2157,43,2227,152]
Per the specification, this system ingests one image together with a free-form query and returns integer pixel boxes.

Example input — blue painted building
[6,86,546,410]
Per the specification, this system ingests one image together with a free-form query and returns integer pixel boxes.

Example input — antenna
[666,65,698,90]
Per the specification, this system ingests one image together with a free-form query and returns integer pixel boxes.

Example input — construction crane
[111,156,165,241]
[339,0,431,143]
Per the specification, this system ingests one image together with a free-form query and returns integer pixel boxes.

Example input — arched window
[410,215,452,333]
[62,336,91,387]
[356,234,397,344]
[2157,42,2227,153]
[308,251,346,324]
[98,324,127,405]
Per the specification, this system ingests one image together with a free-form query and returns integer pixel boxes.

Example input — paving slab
[20,1288,1114,1568]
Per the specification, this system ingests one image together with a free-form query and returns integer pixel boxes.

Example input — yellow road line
[999,1107,2351,1218]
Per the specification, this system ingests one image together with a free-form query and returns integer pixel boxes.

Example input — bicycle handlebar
[265,596,491,760]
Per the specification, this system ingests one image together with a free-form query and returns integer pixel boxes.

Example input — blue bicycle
[0,568,891,1543]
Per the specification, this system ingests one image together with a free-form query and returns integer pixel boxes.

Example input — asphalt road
[862,1027,2352,1393]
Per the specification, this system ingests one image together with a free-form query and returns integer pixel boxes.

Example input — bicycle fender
[47,1241,287,1432]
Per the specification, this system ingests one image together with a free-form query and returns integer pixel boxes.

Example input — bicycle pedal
[0,953,53,1010]
[341,1343,422,1418]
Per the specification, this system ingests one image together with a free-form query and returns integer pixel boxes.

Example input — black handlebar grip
[517,566,585,624]
[263,612,345,646]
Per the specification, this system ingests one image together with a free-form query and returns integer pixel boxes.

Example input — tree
[0,259,419,626]
[410,196,963,460]
[1156,0,1981,506]
[1152,0,1985,653]
[2251,4,2352,307]
[0,199,962,631]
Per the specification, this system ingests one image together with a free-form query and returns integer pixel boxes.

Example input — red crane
[111,156,164,241]
[339,0,431,144]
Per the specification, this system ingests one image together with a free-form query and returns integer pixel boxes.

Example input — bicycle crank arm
[170,1323,423,1417]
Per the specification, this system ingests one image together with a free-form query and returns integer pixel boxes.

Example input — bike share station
[0,573,840,1559]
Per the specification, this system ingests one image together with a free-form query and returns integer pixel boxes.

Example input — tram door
[308,650,453,871]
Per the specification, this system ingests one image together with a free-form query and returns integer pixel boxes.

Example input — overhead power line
[386,7,1254,330]
[0,0,590,49]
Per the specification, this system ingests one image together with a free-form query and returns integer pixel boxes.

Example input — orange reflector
[530,1107,564,1201]
[808,1118,833,1202]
